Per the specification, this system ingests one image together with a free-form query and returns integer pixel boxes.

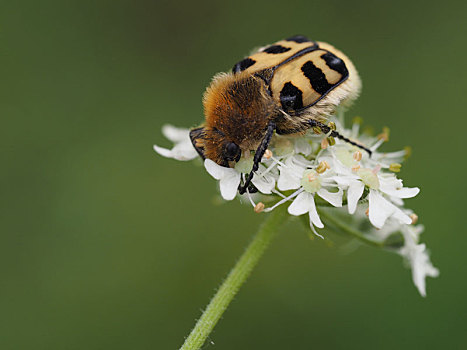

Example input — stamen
[263,149,273,159]
[263,188,304,212]
[377,126,390,142]
[353,150,362,161]
[352,116,363,125]
[404,146,412,160]
[254,202,265,213]
[328,122,336,130]
[389,163,402,172]
[321,138,329,149]
[271,156,286,167]
[316,161,329,174]
[351,116,362,137]
[351,165,361,172]
[370,138,385,152]
[410,213,419,225]
[258,160,278,177]
[244,179,257,208]
[327,136,336,146]
[313,126,322,134]
[372,165,382,174]
[365,208,369,217]
[272,189,287,199]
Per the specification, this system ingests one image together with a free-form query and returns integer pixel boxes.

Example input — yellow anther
[312,126,322,134]
[263,149,273,159]
[254,202,265,213]
[316,161,329,174]
[365,208,370,217]
[389,163,402,172]
[377,126,390,142]
[352,116,363,125]
[327,136,336,146]
[351,165,361,172]
[328,121,336,130]
[321,137,329,149]
[404,146,412,160]
[353,150,362,162]
[410,213,419,225]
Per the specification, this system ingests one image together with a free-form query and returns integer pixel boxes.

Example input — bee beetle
[190,35,371,194]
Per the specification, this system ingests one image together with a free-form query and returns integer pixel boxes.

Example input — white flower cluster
[154,116,438,296]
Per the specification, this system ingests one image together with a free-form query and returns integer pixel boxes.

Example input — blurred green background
[2,0,466,349]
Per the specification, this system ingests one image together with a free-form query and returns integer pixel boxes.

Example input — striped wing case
[232,35,350,113]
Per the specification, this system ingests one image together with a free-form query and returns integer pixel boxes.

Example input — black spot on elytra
[280,82,303,110]
[262,45,291,54]
[321,52,348,76]
[301,61,332,95]
[285,35,311,43]
[232,58,256,73]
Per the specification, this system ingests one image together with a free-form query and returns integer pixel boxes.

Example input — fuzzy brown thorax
[201,72,277,165]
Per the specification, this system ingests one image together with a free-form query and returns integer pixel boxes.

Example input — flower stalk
[318,207,384,248]
[179,207,288,350]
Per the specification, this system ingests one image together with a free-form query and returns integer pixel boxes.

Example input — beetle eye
[225,142,240,160]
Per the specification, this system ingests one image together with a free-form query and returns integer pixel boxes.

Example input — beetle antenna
[309,120,372,156]
[238,120,276,195]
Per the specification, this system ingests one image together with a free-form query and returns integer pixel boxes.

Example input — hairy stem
[179,207,287,350]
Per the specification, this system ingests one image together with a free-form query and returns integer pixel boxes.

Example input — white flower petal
[392,206,413,226]
[368,190,411,229]
[153,143,198,161]
[277,157,303,191]
[288,192,311,216]
[347,181,365,214]
[251,173,275,194]
[162,125,191,143]
[368,190,395,228]
[278,172,300,190]
[409,244,439,297]
[317,188,343,207]
[204,159,225,180]
[154,125,198,161]
[219,172,241,200]
[390,196,404,206]
[399,229,439,297]
[307,196,324,228]
[171,144,198,160]
[381,186,420,199]
[153,145,175,159]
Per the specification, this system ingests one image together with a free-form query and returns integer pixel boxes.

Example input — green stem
[317,208,384,248]
[179,207,287,350]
